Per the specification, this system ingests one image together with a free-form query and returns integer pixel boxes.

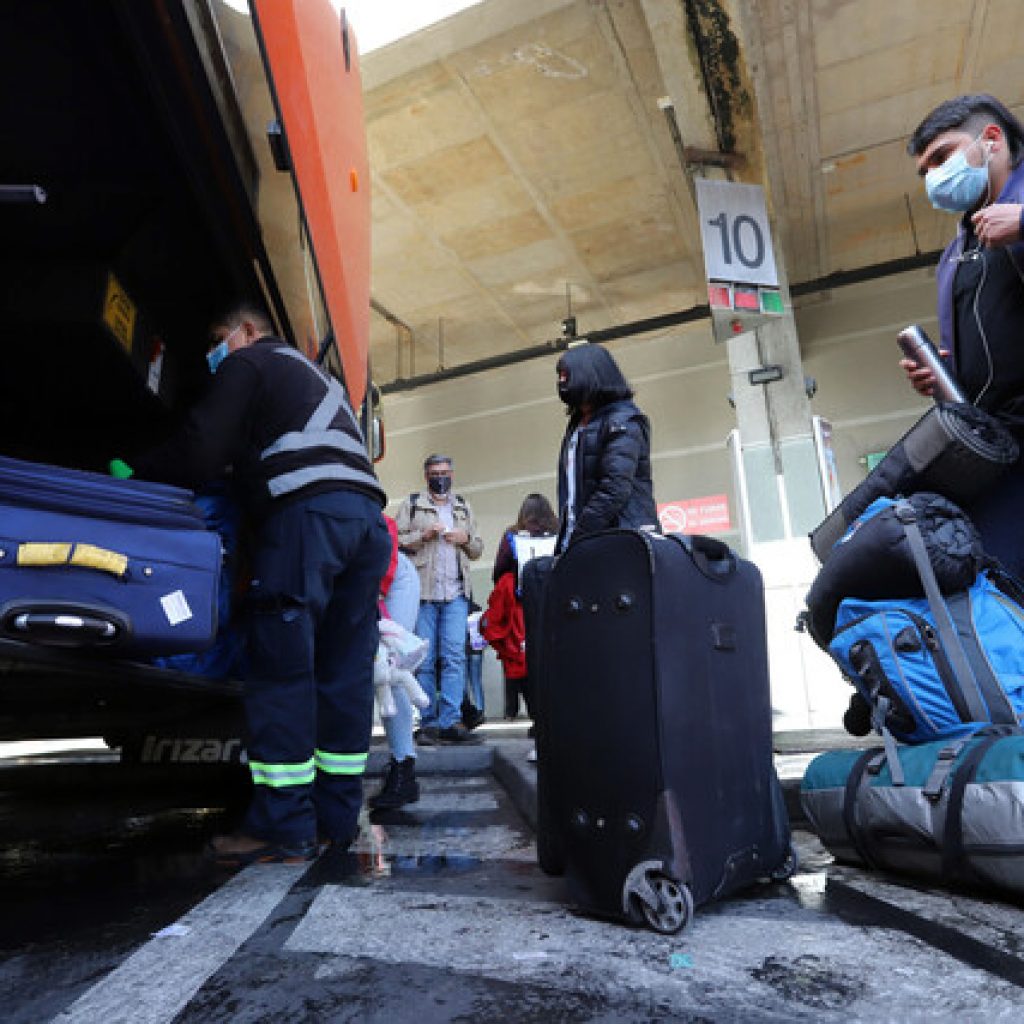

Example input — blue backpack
[825,499,1024,764]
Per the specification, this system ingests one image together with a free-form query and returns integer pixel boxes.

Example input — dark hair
[423,453,453,471]
[908,93,1024,166]
[513,493,559,535]
[211,302,274,337]
[556,344,633,412]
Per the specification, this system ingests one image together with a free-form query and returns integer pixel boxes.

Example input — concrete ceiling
[362,0,1024,383]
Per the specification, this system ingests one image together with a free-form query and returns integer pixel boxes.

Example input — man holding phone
[395,455,484,744]
[902,93,1024,577]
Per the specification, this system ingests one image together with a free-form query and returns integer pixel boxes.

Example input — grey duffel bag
[801,728,1024,897]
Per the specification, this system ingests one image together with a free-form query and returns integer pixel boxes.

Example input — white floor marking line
[52,862,307,1024]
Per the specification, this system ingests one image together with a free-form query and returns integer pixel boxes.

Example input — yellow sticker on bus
[103,273,137,354]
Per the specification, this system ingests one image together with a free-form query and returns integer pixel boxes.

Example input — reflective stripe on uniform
[273,347,360,431]
[249,757,316,788]
[266,463,382,498]
[261,428,367,462]
[314,749,368,776]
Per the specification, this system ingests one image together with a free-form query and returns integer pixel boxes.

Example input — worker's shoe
[438,722,483,745]
[368,756,419,810]
[209,833,318,866]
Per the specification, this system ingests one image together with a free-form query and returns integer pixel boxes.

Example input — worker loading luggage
[115,304,390,865]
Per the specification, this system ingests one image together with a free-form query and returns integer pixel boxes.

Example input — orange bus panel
[252,0,370,407]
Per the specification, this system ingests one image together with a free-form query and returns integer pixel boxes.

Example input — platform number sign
[695,180,778,288]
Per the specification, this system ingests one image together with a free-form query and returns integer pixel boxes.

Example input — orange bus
[0,0,379,753]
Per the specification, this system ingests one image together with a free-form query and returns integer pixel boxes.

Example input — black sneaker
[438,722,483,745]
[415,726,440,746]
[368,757,420,810]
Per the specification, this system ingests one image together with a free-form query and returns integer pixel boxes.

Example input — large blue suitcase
[0,455,221,657]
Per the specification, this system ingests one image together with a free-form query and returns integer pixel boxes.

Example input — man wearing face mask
[117,303,390,864]
[903,94,1024,577]
[395,455,484,744]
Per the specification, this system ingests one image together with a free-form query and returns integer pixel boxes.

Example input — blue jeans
[415,596,469,729]
[383,553,420,761]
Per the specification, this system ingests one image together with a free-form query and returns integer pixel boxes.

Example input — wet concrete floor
[2,742,1024,1022]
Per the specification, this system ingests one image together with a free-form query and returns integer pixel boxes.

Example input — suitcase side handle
[15,541,129,579]
[669,533,737,581]
[0,600,131,648]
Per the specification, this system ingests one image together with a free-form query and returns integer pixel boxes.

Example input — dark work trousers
[242,489,390,847]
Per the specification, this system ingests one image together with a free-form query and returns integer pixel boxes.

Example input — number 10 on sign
[694,180,779,288]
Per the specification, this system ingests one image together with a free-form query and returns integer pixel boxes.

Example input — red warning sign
[657,495,731,535]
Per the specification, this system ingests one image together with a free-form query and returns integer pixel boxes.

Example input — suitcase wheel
[622,861,693,935]
[769,844,799,882]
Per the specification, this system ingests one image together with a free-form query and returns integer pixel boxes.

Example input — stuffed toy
[374,618,431,718]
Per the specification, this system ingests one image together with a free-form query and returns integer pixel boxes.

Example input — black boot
[368,757,419,810]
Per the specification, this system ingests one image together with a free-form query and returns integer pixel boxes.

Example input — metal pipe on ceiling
[371,297,415,380]
[378,248,945,395]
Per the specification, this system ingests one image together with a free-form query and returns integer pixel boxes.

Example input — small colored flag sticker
[708,283,732,309]
[760,288,784,314]
[733,286,759,311]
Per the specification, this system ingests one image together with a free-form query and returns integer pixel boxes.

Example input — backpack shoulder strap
[895,501,996,724]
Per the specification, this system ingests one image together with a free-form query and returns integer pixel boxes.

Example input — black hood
[556,344,633,410]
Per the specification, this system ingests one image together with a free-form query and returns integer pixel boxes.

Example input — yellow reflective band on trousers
[249,758,316,788]
[314,749,368,776]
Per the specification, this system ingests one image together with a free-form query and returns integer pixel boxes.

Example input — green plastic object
[108,458,135,480]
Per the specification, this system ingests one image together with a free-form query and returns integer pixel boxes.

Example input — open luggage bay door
[250,1,371,408]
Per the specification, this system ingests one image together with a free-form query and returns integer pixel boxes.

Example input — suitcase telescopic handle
[0,601,130,648]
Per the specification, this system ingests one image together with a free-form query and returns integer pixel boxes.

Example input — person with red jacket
[482,494,558,755]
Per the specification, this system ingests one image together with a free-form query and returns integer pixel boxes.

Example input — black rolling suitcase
[535,529,794,933]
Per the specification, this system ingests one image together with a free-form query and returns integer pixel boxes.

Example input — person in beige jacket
[395,454,484,744]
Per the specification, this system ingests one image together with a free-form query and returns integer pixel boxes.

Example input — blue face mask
[925,136,991,213]
[206,324,242,374]
[206,340,230,374]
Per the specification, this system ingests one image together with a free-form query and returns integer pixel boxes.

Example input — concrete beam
[361,0,578,90]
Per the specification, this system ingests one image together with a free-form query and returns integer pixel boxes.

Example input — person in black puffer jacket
[554,344,659,551]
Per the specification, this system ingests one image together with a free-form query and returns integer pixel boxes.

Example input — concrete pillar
[726,312,825,545]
